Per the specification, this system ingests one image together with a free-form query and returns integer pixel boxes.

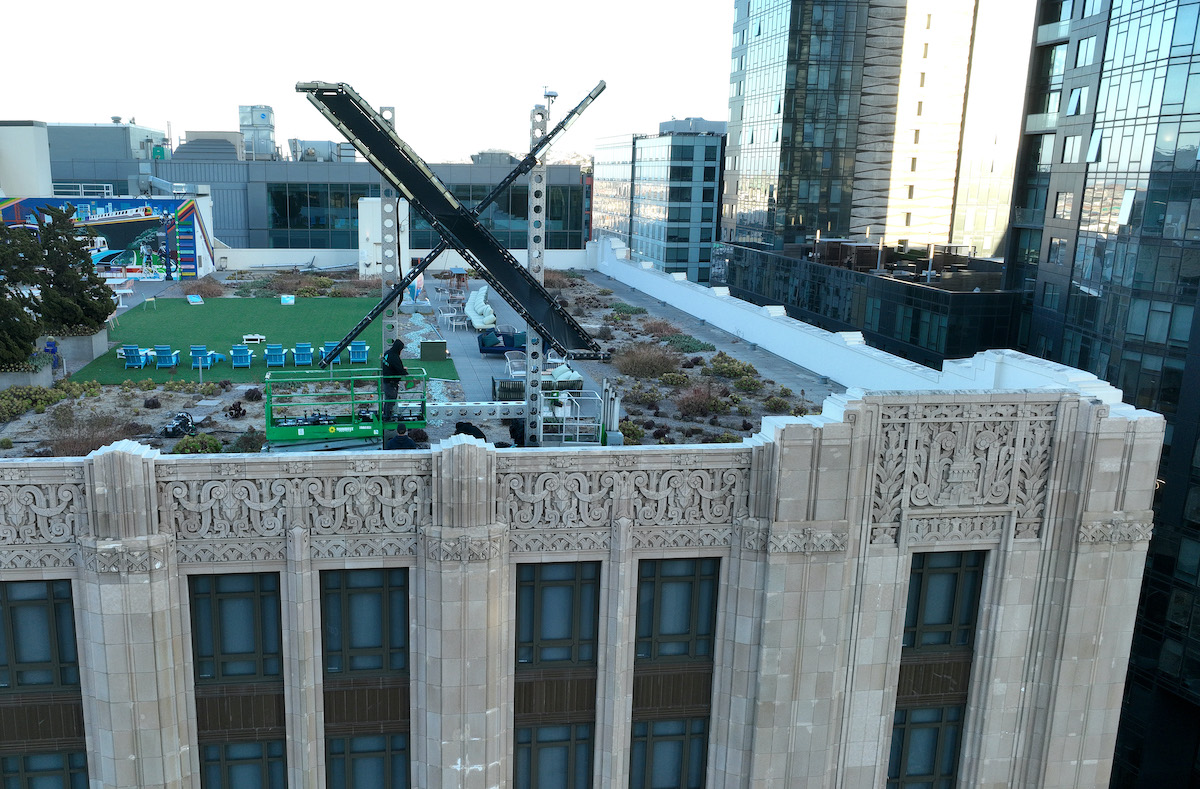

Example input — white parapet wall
[218,247,360,271]
[591,237,1150,422]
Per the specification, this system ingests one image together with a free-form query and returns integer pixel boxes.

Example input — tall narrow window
[515,563,600,789]
[630,718,708,789]
[890,552,985,788]
[1066,86,1086,115]
[190,573,282,682]
[636,559,718,661]
[1086,130,1103,163]
[517,563,599,667]
[1055,192,1074,220]
[1062,135,1081,163]
[887,706,964,789]
[0,580,78,690]
[1075,36,1096,67]
[322,569,411,787]
[322,569,409,676]
[515,724,592,789]
[903,553,984,650]
[631,559,719,787]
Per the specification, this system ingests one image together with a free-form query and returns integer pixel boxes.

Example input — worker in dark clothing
[385,425,418,450]
[506,419,526,447]
[454,421,487,441]
[381,339,408,421]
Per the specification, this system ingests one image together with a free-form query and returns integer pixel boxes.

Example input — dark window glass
[267,184,289,230]
[670,144,694,161]
[514,724,592,789]
[322,569,409,676]
[0,580,78,690]
[887,706,963,789]
[0,751,87,789]
[517,563,600,667]
[903,553,984,650]
[327,734,409,789]
[629,718,707,789]
[635,559,719,662]
[201,740,285,789]
[190,574,282,682]
[329,184,352,230]
[286,185,307,228]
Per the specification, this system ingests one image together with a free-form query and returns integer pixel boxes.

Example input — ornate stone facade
[0,390,1163,788]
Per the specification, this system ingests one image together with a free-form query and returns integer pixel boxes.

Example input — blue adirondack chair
[230,344,255,369]
[122,344,148,369]
[190,345,225,370]
[292,342,314,366]
[349,340,370,364]
[264,344,288,368]
[153,345,180,369]
[321,341,342,365]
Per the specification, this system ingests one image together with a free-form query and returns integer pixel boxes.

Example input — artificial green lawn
[76,297,459,385]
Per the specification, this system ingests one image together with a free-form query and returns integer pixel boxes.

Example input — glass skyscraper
[723,0,1033,256]
[592,120,726,283]
[1008,1,1200,784]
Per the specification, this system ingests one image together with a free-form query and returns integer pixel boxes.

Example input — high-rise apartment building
[1006,1,1200,784]
[592,119,726,283]
[722,0,1034,255]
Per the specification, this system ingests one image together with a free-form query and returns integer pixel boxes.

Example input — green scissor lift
[263,368,428,451]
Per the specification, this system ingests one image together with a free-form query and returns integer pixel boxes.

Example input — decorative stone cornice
[1078,520,1154,544]
[424,534,504,562]
[0,545,77,570]
[509,530,611,553]
[80,543,170,575]
[177,539,287,564]
[310,535,419,560]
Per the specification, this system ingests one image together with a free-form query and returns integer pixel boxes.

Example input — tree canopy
[0,204,116,365]
[35,205,115,333]
[0,222,46,366]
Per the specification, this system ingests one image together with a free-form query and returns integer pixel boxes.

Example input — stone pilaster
[284,525,324,789]
[78,441,193,788]
[594,512,639,787]
[707,518,768,788]
[412,437,512,788]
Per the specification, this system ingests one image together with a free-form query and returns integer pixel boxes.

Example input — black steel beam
[296,81,606,365]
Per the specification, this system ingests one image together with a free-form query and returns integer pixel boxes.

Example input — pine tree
[0,222,45,366]
[34,204,115,333]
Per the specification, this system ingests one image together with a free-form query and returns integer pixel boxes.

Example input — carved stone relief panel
[1078,519,1155,544]
[0,461,88,546]
[157,458,432,543]
[497,450,751,531]
[869,399,1058,541]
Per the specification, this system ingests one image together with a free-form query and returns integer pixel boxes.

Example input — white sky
[9,0,734,162]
